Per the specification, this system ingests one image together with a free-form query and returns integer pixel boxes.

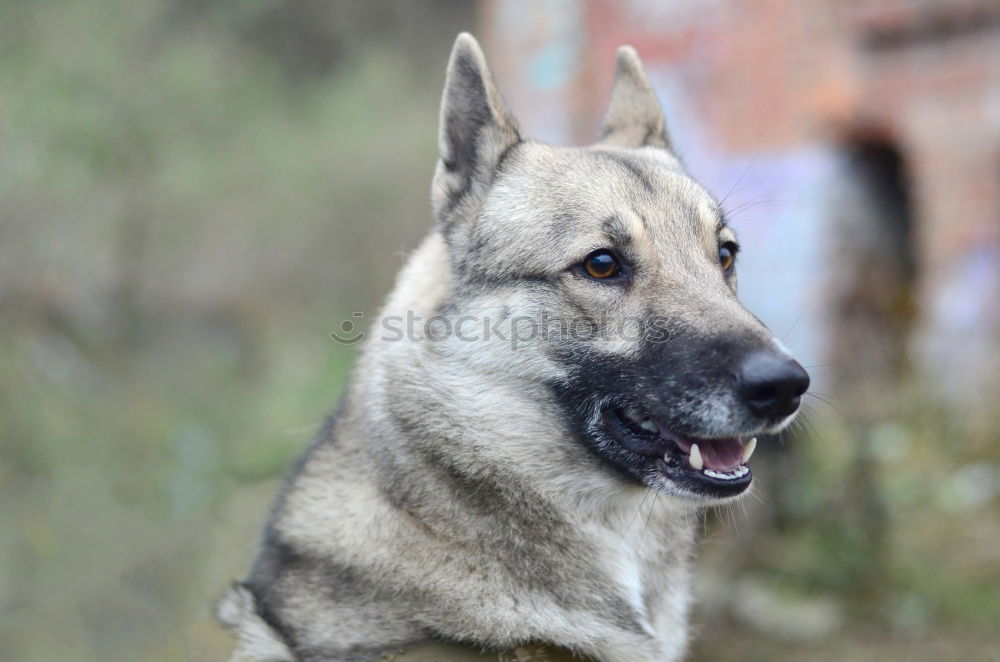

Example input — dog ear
[596,46,673,152]
[433,33,520,225]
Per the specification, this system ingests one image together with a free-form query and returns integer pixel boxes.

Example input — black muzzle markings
[550,326,808,499]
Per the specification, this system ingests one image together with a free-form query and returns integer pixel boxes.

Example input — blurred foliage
[0,1,997,661]
[693,381,1000,659]
[0,1,471,660]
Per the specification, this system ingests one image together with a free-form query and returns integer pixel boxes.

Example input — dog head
[429,34,808,503]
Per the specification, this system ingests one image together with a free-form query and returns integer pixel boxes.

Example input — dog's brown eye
[583,250,620,279]
[719,242,737,272]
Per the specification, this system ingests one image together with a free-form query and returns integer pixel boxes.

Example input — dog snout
[736,352,810,419]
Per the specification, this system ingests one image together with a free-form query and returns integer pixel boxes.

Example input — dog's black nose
[737,352,810,419]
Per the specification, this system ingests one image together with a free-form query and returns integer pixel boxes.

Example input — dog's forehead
[491,143,721,241]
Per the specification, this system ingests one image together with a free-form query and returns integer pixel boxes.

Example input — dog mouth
[602,405,756,498]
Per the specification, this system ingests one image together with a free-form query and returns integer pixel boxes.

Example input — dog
[218,33,809,662]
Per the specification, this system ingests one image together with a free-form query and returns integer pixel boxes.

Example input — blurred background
[1,1,998,660]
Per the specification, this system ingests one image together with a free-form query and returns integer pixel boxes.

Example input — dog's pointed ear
[596,46,673,152]
[433,33,520,224]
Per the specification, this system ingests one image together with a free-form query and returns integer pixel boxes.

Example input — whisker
[638,493,658,552]
[790,404,821,440]
[804,391,847,419]
[618,487,654,546]
[718,159,758,209]
[700,506,711,538]
[727,501,741,537]
[782,310,806,342]
[797,416,818,442]
[721,197,776,217]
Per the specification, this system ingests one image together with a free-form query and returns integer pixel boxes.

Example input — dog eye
[719,242,738,272]
[582,250,621,279]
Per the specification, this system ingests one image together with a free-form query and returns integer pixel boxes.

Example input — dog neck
[342,236,699,660]
[237,233,701,661]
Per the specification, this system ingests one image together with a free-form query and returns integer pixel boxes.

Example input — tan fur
[220,34,800,662]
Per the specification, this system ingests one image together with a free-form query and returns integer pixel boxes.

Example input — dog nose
[737,352,810,419]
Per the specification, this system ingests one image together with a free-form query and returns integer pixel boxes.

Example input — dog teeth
[682,440,751,479]
[689,443,703,470]
[704,466,749,480]
[742,437,757,463]
[638,419,658,433]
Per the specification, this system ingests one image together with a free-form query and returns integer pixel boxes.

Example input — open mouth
[602,405,757,498]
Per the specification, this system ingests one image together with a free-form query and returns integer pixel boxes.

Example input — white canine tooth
[689,443,703,470]
[639,419,658,433]
[742,437,757,463]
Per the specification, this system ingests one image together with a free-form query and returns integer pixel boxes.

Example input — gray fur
[597,46,673,152]
[220,33,801,662]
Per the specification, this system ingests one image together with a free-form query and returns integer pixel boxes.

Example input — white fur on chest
[581,494,698,662]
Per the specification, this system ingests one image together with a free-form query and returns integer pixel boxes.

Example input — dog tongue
[673,437,744,471]
[698,440,744,471]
